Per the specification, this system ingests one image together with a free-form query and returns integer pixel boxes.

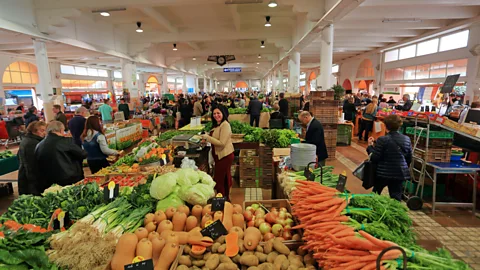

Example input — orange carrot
[358,230,391,249]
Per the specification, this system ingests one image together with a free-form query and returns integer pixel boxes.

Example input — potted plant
[331,84,345,100]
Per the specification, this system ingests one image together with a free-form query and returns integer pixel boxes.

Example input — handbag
[353,154,376,189]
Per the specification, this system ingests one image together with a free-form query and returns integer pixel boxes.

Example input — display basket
[406,127,454,139]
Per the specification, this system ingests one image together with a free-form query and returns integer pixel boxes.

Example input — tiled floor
[1,141,480,268]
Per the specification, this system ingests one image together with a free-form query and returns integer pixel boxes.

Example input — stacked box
[259,146,274,189]
[337,124,352,146]
[239,149,261,188]
[414,148,452,163]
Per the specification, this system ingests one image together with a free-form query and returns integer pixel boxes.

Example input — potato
[273,239,290,255]
[177,265,189,270]
[258,263,274,270]
[205,254,220,270]
[203,252,212,260]
[190,251,205,260]
[240,254,259,267]
[255,252,267,263]
[217,263,238,270]
[263,239,274,254]
[232,254,241,264]
[184,245,192,254]
[303,254,315,266]
[216,235,226,244]
[248,267,260,270]
[217,244,226,254]
[296,247,307,256]
[192,260,206,267]
[289,258,304,268]
[211,242,221,253]
[220,255,233,264]
[179,255,192,266]
[256,245,264,253]
[274,255,287,270]
[266,251,278,263]
[281,259,290,270]
[287,266,299,270]
[238,239,245,253]
[202,267,209,270]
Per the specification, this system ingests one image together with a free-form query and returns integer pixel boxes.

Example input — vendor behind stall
[398,94,413,111]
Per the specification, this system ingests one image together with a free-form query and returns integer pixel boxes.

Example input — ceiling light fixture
[173,44,177,51]
[136,22,143,33]
[192,57,196,60]
[257,62,260,65]
[382,18,422,23]
[260,41,265,48]
[268,0,278,7]
[92,8,126,16]
[265,16,272,27]
[258,54,261,58]
[100,12,110,16]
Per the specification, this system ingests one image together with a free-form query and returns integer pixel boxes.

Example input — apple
[255,209,266,217]
[246,206,254,214]
[251,204,260,211]
[270,207,278,213]
[265,212,277,224]
[243,211,253,221]
[254,218,265,227]
[263,233,275,241]
[272,224,284,237]
[259,222,272,235]
[247,220,255,227]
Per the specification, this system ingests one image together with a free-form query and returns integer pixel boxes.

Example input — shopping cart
[2,117,25,148]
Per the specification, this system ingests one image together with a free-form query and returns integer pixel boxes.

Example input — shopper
[18,121,47,195]
[278,93,289,117]
[270,104,286,129]
[98,99,113,123]
[298,111,328,166]
[24,106,39,128]
[302,97,310,112]
[35,121,87,191]
[358,97,378,142]
[16,102,25,112]
[387,96,396,104]
[118,98,130,120]
[354,93,362,106]
[399,94,413,111]
[343,97,356,121]
[247,95,263,127]
[202,107,234,200]
[238,94,246,108]
[68,106,88,147]
[193,96,204,117]
[82,116,120,174]
[367,115,412,201]
[379,98,389,109]
[53,104,68,131]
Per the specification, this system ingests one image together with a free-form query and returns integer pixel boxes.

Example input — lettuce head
[176,168,200,186]
[177,183,215,206]
[156,193,184,211]
[197,170,216,188]
[150,172,177,200]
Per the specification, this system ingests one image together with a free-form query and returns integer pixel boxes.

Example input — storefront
[2,61,40,110]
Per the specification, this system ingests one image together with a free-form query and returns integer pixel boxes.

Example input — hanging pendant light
[136,22,143,33]
[173,44,178,51]
[265,16,272,27]
[260,41,265,48]
[268,0,278,8]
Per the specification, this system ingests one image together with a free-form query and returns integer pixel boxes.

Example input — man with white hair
[35,121,87,193]
[298,111,328,166]
[68,106,88,147]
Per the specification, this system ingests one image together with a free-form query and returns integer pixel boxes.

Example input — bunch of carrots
[1,220,50,233]
[290,180,401,270]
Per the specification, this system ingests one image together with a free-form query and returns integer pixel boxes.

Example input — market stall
[105,121,143,150]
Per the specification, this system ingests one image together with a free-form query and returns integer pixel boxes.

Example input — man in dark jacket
[118,98,130,120]
[399,94,413,111]
[367,115,412,201]
[278,93,289,117]
[247,95,263,127]
[18,121,47,195]
[68,106,88,147]
[53,104,68,131]
[298,111,328,165]
[24,107,39,128]
[35,121,87,192]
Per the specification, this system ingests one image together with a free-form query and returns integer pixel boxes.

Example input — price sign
[407,111,414,117]
[336,174,347,192]
[124,258,154,270]
[53,211,70,230]
[201,220,228,240]
[104,181,119,202]
[211,194,227,211]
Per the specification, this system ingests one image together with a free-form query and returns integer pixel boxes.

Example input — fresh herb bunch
[156,130,198,142]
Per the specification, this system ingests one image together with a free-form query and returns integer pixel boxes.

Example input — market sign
[223,67,242,73]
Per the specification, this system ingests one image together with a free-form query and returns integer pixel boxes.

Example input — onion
[272,224,283,237]
[243,211,253,221]
[282,230,292,240]
[254,217,265,227]
[264,212,277,224]
[263,233,275,241]
[259,222,272,235]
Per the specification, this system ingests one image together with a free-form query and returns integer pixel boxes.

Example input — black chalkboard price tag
[336,174,347,192]
[211,197,227,212]
[52,211,70,230]
[124,259,154,270]
[201,220,228,240]
[104,181,120,202]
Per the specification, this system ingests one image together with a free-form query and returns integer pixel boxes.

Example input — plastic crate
[403,181,445,198]
[337,124,352,136]
[406,127,454,139]
[337,134,352,146]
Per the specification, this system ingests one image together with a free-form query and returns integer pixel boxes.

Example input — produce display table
[228,112,270,128]
[179,123,204,131]
[0,156,18,176]
[427,161,480,214]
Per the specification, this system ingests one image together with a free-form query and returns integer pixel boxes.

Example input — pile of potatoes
[177,227,316,270]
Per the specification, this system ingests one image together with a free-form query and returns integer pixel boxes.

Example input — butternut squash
[243,227,262,251]
[202,204,212,216]
[222,202,234,231]
[201,213,213,228]
[111,233,138,270]
[229,226,244,240]
[232,204,243,214]
[155,242,179,270]
[214,211,223,221]
[144,213,155,226]
[185,216,198,232]
[154,210,167,224]
[172,212,187,231]
[134,227,149,240]
[136,238,153,260]
[156,220,173,234]
[165,207,177,220]
[174,231,189,245]
[151,237,166,266]
[160,230,172,239]
[177,205,190,216]
[148,231,160,241]
[191,205,203,223]
[191,245,207,256]
[225,232,239,257]
[188,227,203,238]
[145,221,157,233]
[232,213,244,228]
[188,236,214,247]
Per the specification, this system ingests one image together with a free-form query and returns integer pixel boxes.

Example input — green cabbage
[176,168,200,185]
[156,193,184,211]
[178,183,215,206]
[197,171,216,188]
[150,172,177,200]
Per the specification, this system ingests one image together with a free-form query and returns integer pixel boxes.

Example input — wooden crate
[240,178,261,188]
[311,90,335,100]
[414,148,452,163]
[239,149,260,170]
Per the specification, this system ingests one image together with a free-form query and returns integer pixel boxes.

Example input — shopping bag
[353,159,376,189]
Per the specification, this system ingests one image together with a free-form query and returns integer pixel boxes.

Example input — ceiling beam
[187,42,201,50]
[344,6,480,20]
[335,19,449,30]
[33,0,225,9]
[229,6,241,32]
[361,0,480,7]
[139,7,178,33]
[0,44,34,51]
[335,29,423,37]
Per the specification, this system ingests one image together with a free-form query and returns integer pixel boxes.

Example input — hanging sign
[223,68,242,73]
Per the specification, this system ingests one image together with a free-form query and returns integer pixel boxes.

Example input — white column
[195,77,199,93]
[121,59,138,103]
[162,71,168,95]
[278,69,284,92]
[174,78,178,93]
[182,73,188,94]
[210,78,214,92]
[33,39,55,121]
[318,24,334,91]
[288,52,300,93]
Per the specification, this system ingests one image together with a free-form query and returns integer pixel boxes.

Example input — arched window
[3,61,39,84]
[356,59,374,79]
[147,76,159,84]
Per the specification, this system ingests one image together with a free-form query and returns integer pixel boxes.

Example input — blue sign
[223,67,242,73]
